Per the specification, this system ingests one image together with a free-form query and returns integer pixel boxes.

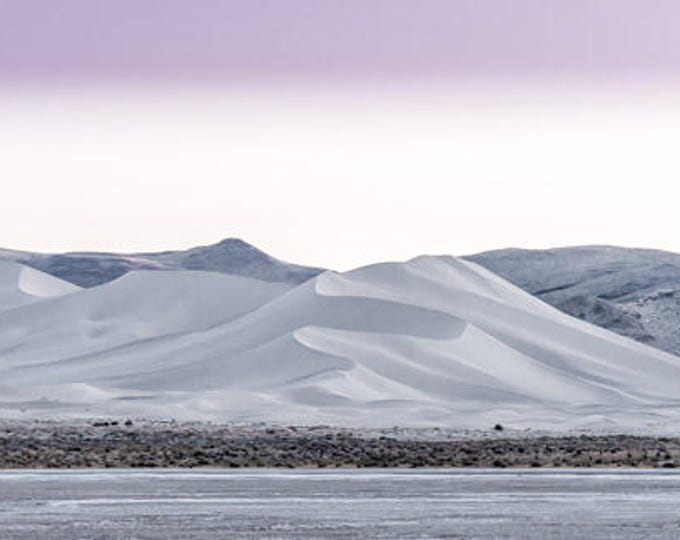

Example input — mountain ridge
[467,245,680,356]
[0,238,324,287]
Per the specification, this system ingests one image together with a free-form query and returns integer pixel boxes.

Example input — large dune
[7,240,680,359]
[1,256,680,430]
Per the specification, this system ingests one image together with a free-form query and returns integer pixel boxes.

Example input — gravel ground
[1,420,680,468]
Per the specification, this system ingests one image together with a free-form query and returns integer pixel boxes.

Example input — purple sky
[2,0,680,81]
[3,1,680,264]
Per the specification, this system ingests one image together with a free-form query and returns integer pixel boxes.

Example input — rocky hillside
[0,239,323,287]
[469,246,680,356]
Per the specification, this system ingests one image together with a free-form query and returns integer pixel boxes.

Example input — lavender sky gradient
[2,1,680,267]
[2,0,680,80]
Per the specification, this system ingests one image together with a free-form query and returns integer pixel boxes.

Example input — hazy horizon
[3,0,680,270]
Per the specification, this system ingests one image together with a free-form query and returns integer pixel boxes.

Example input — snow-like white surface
[17,265,81,298]
[0,269,291,369]
[2,256,680,430]
[0,260,80,311]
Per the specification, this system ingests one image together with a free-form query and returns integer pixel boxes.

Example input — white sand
[1,256,680,431]
[0,260,80,311]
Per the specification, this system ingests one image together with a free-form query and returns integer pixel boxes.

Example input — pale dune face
[1,256,680,429]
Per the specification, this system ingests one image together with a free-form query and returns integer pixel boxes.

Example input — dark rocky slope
[469,246,680,356]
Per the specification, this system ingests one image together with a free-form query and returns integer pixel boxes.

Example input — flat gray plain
[1,469,680,539]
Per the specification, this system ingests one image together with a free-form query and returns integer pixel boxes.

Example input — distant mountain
[468,246,680,356]
[0,239,324,287]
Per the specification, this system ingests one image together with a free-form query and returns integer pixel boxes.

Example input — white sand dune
[0,260,80,312]
[0,270,290,369]
[1,256,680,430]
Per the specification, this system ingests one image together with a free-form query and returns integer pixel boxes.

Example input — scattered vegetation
[1,423,679,469]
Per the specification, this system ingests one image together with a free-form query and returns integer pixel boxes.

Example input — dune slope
[1,256,680,430]
[0,261,80,312]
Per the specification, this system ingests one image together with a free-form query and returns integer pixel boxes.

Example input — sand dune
[1,256,680,430]
[8,241,680,360]
[0,260,80,312]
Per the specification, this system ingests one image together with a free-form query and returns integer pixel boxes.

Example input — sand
[2,256,680,431]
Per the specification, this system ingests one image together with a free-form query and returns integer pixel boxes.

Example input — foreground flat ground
[1,469,680,539]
